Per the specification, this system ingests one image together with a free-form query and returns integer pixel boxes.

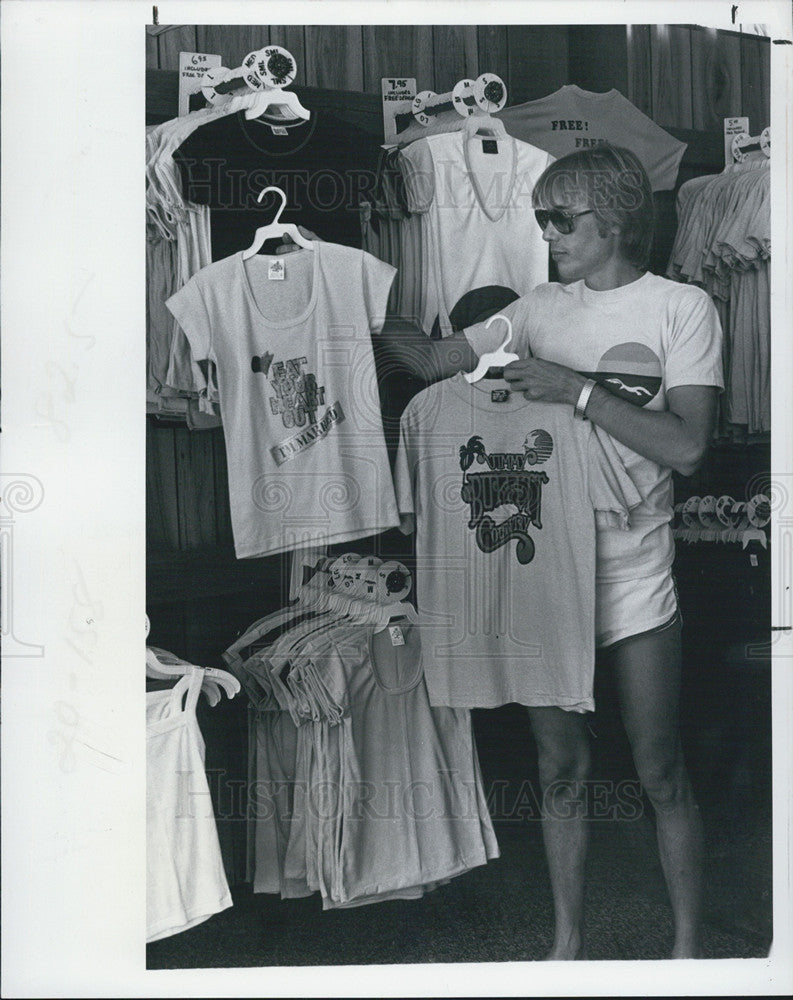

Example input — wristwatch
[574,379,597,420]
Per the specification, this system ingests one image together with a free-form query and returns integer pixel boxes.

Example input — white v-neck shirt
[400,131,552,337]
[166,243,400,558]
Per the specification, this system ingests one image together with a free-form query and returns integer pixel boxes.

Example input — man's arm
[377,322,478,383]
[502,357,718,476]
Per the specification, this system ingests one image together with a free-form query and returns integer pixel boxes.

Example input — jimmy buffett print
[459,430,554,565]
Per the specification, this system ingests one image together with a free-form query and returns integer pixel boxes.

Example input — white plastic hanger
[463,313,519,383]
[462,113,507,139]
[243,86,310,121]
[146,646,241,702]
[372,601,420,634]
[242,186,315,259]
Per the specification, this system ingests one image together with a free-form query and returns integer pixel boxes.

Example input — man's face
[536,196,623,289]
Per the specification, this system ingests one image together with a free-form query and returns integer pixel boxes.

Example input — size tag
[388,625,405,647]
[268,259,285,280]
[491,389,510,402]
[270,125,289,136]
[482,139,499,154]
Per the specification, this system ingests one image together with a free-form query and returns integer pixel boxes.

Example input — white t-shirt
[166,243,400,558]
[464,273,724,582]
[497,85,687,191]
[399,131,552,337]
[394,373,642,711]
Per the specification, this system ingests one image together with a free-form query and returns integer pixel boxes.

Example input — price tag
[179,52,222,117]
[723,116,749,166]
[382,77,417,145]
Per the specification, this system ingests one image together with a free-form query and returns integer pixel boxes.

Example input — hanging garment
[666,161,769,436]
[399,131,552,338]
[172,109,384,262]
[463,273,724,583]
[394,373,642,711]
[147,109,235,417]
[166,243,400,558]
[497,85,686,191]
[146,226,180,398]
[246,617,499,907]
[146,668,232,942]
[226,575,500,908]
[305,627,500,907]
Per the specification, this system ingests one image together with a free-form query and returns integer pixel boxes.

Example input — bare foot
[545,934,587,960]
[670,942,704,959]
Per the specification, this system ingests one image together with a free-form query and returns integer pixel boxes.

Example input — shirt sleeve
[393,408,416,534]
[398,140,435,214]
[664,285,724,391]
[462,296,530,359]
[165,276,213,362]
[361,252,397,335]
[587,425,643,530]
[172,127,211,206]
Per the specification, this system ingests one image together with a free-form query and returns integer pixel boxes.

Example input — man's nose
[542,222,559,243]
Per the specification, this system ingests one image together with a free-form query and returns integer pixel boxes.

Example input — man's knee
[636,753,690,812]
[536,743,591,787]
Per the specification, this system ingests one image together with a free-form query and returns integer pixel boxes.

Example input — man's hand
[275,228,321,253]
[503,358,587,407]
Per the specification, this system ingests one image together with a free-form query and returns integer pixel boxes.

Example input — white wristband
[574,379,597,420]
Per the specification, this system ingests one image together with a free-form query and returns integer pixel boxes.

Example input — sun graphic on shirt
[523,429,554,465]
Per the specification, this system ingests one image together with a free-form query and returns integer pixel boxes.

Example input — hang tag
[388,625,405,647]
[491,389,510,402]
[268,259,285,280]
[482,139,498,154]
[270,125,289,136]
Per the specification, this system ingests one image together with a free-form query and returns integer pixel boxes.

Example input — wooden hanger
[242,186,315,259]
[463,313,519,383]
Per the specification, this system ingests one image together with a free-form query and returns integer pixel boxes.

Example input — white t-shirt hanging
[399,131,552,338]
[394,374,642,711]
[166,243,400,558]
[497,85,686,191]
[146,669,233,942]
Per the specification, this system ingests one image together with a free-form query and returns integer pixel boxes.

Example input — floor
[147,685,773,968]
[147,806,772,968]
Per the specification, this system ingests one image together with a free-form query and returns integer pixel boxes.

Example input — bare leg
[526,706,591,959]
[609,620,704,958]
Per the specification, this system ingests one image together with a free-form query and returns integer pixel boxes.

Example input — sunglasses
[534,208,594,235]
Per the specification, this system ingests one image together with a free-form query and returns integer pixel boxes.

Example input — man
[281,143,723,957]
[381,143,723,959]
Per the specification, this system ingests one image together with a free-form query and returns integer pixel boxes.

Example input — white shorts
[595,568,680,650]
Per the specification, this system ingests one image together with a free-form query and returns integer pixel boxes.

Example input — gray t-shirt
[394,373,642,712]
[167,243,399,558]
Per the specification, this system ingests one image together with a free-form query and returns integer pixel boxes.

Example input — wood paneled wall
[146,22,770,568]
[147,23,770,131]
